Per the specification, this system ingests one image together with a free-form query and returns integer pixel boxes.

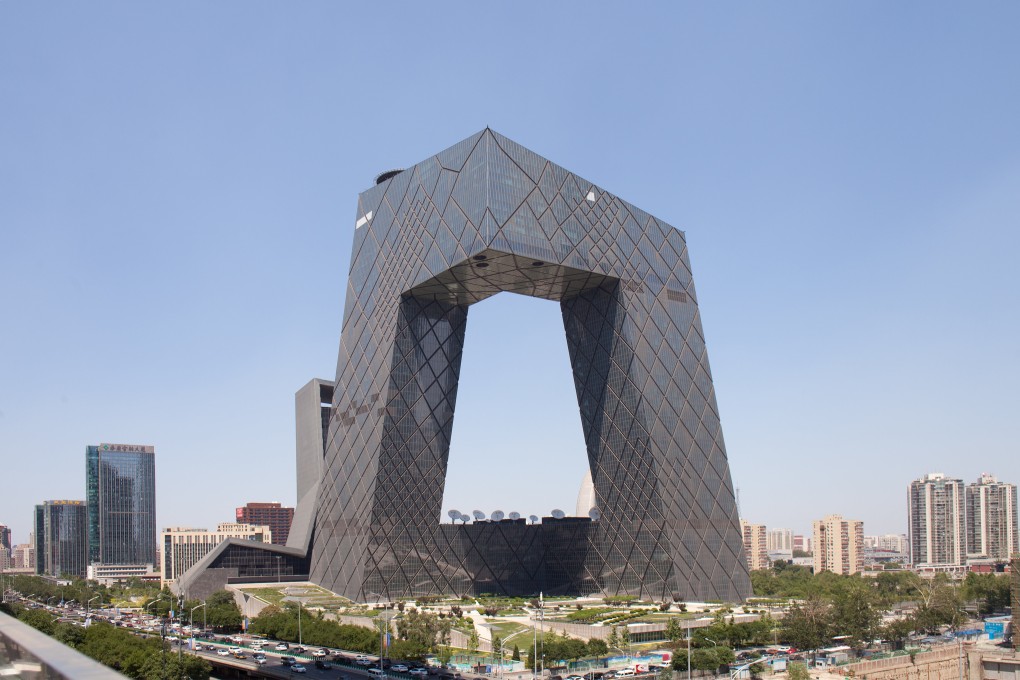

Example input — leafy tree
[961,572,1011,616]
[659,666,673,680]
[829,579,881,650]
[782,597,831,659]
[665,617,683,647]
[880,616,917,650]
[607,626,620,652]
[512,644,521,660]
[586,638,608,657]
[468,628,479,654]
[787,662,811,680]
[204,590,242,631]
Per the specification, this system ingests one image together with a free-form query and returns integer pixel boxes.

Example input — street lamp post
[87,596,99,620]
[275,555,282,583]
[298,600,303,647]
[686,627,691,680]
[191,603,206,650]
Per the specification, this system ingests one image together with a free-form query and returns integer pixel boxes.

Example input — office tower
[311,129,750,602]
[812,514,864,575]
[235,503,294,547]
[86,443,157,568]
[908,472,966,567]
[0,524,11,552]
[741,521,769,571]
[966,473,1018,562]
[35,501,88,578]
[767,528,793,553]
[288,378,334,552]
[161,523,272,587]
[0,547,10,571]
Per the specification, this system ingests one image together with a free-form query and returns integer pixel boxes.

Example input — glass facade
[310,129,751,602]
[35,501,87,579]
[86,444,157,567]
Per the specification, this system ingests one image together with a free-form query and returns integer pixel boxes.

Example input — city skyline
[2,4,1018,547]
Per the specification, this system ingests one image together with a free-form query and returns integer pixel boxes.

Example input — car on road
[369,668,386,677]
[291,664,308,674]
[216,649,230,657]
[276,642,290,651]
[313,648,329,658]
[281,656,297,666]
[292,646,306,654]
[356,656,373,665]
[392,664,409,672]
[567,675,585,680]
[316,659,334,670]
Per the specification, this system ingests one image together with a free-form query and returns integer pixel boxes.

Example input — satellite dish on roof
[491,510,505,521]
[551,509,566,519]
[508,512,521,521]
[588,507,601,521]
[529,515,539,524]
[472,510,486,521]
[448,509,460,523]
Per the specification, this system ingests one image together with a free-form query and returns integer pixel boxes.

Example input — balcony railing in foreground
[0,610,125,679]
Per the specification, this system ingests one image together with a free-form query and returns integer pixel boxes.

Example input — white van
[616,670,636,677]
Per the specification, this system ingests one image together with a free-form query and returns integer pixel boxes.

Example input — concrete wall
[840,645,970,680]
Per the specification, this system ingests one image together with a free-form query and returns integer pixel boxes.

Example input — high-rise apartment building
[34,501,88,578]
[0,524,11,552]
[86,443,157,568]
[161,523,272,587]
[793,535,812,554]
[908,473,966,567]
[966,473,1018,562]
[767,528,793,553]
[0,547,10,571]
[812,514,864,575]
[741,521,769,571]
[235,502,293,546]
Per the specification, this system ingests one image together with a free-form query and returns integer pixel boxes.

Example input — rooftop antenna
[458,512,470,524]
[528,515,539,524]
[588,507,601,521]
[508,511,521,521]
[491,510,505,522]
[448,509,460,524]
[551,509,566,519]
[472,510,486,521]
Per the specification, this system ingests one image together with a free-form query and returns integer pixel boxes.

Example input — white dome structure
[575,469,596,517]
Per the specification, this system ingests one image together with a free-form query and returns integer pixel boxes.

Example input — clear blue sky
[2,3,1018,547]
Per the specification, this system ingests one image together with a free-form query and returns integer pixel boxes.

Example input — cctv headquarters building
[175,130,751,604]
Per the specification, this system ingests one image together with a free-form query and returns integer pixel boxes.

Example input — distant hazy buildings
[34,500,87,578]
[812,514,864,575]
[235,503,293,547]
[12,543,35,570]
[863,534,909,554]
[766,528,793,553]
[793,534,812,554]
[908,473,967,568]
[965,473,1018,562]
[0,524,11,552]
[741,520,769,571]
[161,523,273,587]
[86,443,157,572]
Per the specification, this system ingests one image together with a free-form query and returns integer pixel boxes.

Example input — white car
[392,664,409,672]
[216,649,230,657]
[313,648,329,658]
[291,665,308,674]
[409,668,428,676]
[276,643,290,651]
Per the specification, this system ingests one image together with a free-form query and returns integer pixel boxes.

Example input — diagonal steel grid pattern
[310,129,751,602]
